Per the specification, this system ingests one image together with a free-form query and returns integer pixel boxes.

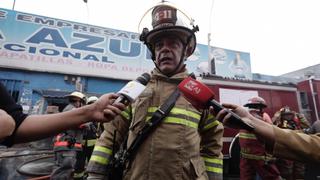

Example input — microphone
[178,77,254,131]
[113,73,151,105]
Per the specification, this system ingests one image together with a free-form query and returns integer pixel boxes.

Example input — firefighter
[86,2,224,180]
[50,91,87,180]
[239,96,280,180]
[83,96,100,159]
[273,106,306,180]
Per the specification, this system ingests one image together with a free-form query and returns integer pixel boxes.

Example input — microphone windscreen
[136,73,151,85]
[117,73,151,102]
[178,77,215,109]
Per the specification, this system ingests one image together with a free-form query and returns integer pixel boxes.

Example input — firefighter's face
[154,36,185,75]
[249,109,263,118]
[282,113,294,120]
[70,97,83,108]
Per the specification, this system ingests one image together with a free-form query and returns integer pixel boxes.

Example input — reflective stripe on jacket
[87,69,224,180]
[239,111,274,159]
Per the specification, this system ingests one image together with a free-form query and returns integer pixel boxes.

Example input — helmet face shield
[139,2,198,59]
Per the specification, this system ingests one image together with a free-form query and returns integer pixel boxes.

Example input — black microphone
[113,73,151,105]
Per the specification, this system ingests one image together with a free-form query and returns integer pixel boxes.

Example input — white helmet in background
[87,96,99,105]
[67,91,86,104]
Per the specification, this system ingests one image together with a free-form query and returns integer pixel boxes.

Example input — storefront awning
[36,90,71,98]
[35,89,102,99]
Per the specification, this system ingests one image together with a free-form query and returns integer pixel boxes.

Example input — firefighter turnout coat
[273,126,320,163]
[87,69,224,180]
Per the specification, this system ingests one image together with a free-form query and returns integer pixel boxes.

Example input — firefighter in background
[239,96,280,180]
[50,91,87,180]
[272,106,308,180]
[83,96,100,159]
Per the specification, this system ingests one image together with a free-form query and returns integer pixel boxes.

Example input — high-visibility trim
[203,156,223,174]
[164,117,198,128]
[93,146,112,155]
[146,112,200,125]
[206,166,223,174]
[146,107,200,128]
[146,116,198,128]
[54,141,82,148]
[241,151,276,161]
[239,132,257,139]
[74,171,85,178]
[148,107,201,120]
[203,120,220,131]
[84,139,96,147]
[121,108,131,120]
[203,157,223,165]
[90,155,109,165]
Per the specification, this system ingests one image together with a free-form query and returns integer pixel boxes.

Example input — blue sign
[0,8,252,80]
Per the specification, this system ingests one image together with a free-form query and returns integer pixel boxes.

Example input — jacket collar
[151,68,189,84]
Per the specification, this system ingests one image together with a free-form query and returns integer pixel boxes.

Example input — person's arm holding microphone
[87,73,151,178]
[0,81,126,146]
[216,103,320,163]
[178,77,320,163]
[14,93,126,143]
[0,109,16,141]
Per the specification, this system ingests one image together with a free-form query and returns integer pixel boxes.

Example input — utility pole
[12,0,16,10]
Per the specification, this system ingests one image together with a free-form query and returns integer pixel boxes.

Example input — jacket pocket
[190,157,207,179]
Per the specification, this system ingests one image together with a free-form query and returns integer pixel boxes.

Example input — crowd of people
[1,2,320,180]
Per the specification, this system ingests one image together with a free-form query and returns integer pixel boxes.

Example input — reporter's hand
[0,109,16,139]
[89,93,126,123]
[215,103,255,129]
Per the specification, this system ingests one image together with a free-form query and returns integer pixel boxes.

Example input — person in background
[83,96,101,159]
[215,103,320,164]
[239,96,280,180]
[272,106,306,180]
[87,3,224,180]
[51,92,88,180]
[0,82,125,147]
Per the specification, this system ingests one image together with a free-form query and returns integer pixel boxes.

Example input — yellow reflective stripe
[170,108,201,119]
[146,116,198,128]
[121,108,131,120]
[241,151,276,161]
[239,132,257,139]
[203,120,220,130]
[206,114,214,120]
[148,107,158,112]
[164,117,198,128]
[206,166,223,174]
[90,155,109,165]
[86,139,96,147]
[94,146,112,155]
[203,157,223,174]
[148,107,201,119]
[203,157,223,165]
[74,171,85,178]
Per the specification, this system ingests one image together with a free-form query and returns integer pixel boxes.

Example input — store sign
[0,8,252,80]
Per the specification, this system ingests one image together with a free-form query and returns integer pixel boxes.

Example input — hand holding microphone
[178,77,254,131]
[113,73,151,105]
[90,73,151,123]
